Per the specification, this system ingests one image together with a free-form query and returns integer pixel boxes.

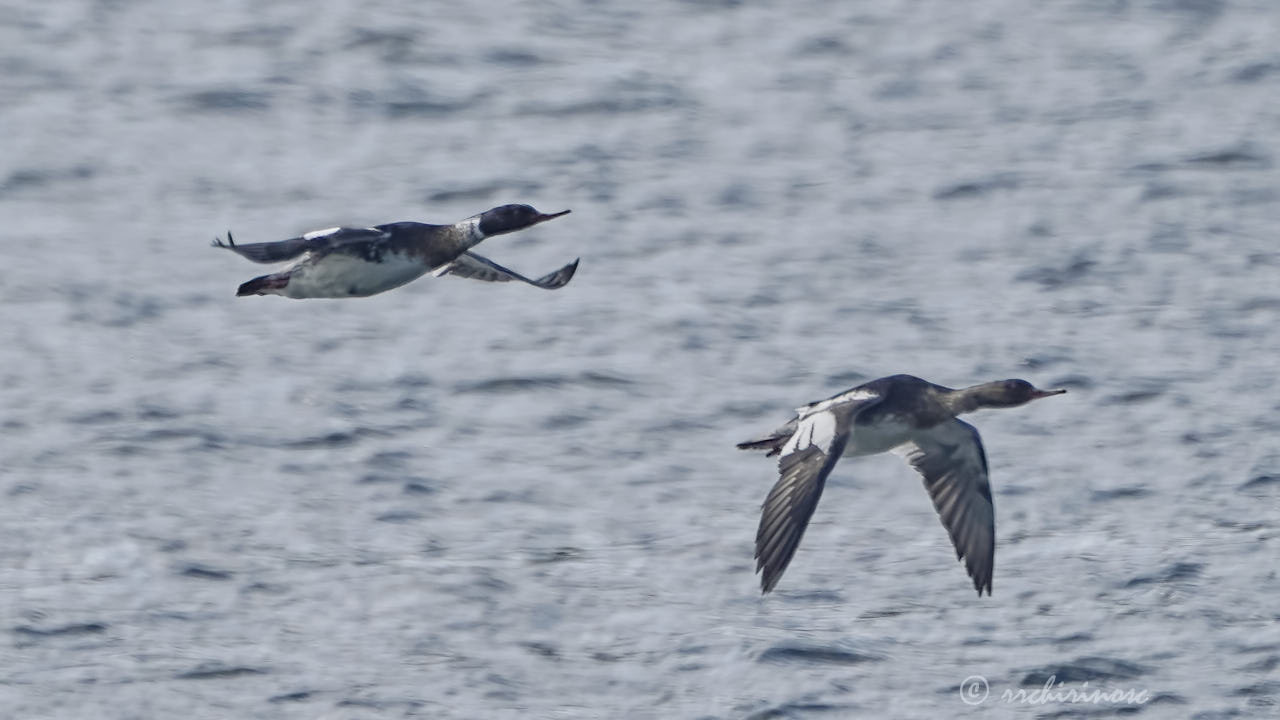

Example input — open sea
[2,1,1278,717]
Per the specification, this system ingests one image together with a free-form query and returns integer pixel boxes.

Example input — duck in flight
[213,204,576,298]
[738,374,1065,596]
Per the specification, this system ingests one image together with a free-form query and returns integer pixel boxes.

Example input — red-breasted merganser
[213,204,575,298]
[737,374,1065,596]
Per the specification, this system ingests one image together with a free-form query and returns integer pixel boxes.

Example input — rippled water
[3,1,1279,718]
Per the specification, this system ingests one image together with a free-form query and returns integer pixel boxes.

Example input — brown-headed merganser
[737,374,1065,596]
[213,204,575,298]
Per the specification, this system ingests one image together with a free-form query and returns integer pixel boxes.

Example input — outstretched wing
[433,251,579,290]
[212,227,388,264]
[894,419,995,596]
[755,409,848,593]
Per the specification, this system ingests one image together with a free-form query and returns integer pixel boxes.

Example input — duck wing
[212,226,389,264]
[753,402,875,593]
[433,251,579,290]
[893,419,995,596]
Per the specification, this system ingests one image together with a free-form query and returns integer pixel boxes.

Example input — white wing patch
[796,388,879,417]
[302,226,343,240]
[781,410,837,456]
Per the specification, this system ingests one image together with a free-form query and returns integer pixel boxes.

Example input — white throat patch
[457,216,485,245]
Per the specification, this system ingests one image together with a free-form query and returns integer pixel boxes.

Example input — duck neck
[940,382,1000,416]
[458,216,488,249]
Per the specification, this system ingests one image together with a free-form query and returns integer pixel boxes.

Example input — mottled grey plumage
[738,374,1064,596]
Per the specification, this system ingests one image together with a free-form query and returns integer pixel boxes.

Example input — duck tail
[736,434,787,457]
[236,273,289,297]
[737,418,799,456]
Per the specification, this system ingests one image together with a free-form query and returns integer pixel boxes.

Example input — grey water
[2,1,1279,718]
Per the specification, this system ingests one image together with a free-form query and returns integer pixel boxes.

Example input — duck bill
[1030,388,1067,398]
[535,209,572,224]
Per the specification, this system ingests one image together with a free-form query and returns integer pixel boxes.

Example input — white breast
[285,252,429,298]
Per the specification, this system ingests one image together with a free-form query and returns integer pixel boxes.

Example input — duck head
[973,379,1067,408]
[477,204,571,237]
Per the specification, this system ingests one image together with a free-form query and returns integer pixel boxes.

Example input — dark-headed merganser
[213,204,575,298]
[737,374,1065,596]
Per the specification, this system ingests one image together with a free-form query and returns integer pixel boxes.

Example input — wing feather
[212,227,387,264]
[746,383,885,593]
[434,251,579,290]
[894,419,995,596]
[754,410,847,593]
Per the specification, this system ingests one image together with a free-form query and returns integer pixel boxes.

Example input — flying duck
[738,374,1065,595]
[213,204,575,298]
